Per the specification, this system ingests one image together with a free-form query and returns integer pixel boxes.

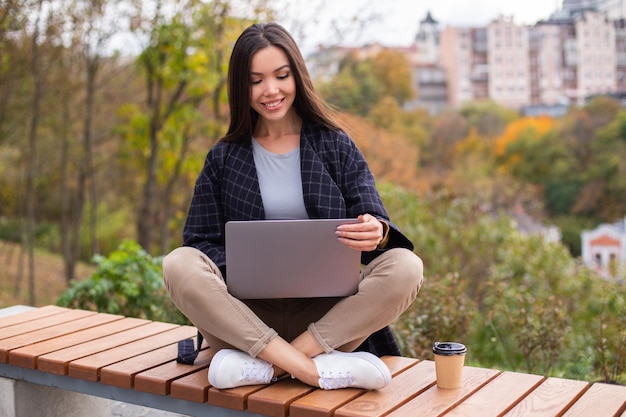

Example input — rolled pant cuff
[248,328,279,358]
[308,323,333,353]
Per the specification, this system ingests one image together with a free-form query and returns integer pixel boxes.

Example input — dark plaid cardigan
[182,120,414,357]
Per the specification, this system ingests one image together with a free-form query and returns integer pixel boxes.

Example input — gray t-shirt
[252,139,309,220]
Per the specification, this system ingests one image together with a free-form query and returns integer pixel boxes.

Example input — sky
[289,0,564,53]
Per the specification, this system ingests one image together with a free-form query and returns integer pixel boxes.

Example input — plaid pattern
[182,120,414,356]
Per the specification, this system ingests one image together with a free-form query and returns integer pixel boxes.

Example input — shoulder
[205,139,251,164]
[301,121,357,154]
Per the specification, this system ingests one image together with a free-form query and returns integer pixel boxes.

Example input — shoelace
[241,360,273,384]
[318,371,355,390]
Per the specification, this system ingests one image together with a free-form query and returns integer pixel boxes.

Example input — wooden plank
[247,378,316,417]
[133,348,215,395]
[503,377,589,417]
[100,343,183,389]
[443,371,544,417]
[170,369,211,403]
[289,356,419,417]
[0,305,67,329]
[334,359,437,417]
[8,314,132,368]
[0,308,95,341]
[36,321,172,375]
[386,366,501,417]
[68,325,197,381]
[208,382,274,411]
[0,309,99,362]
[561,382,626,417]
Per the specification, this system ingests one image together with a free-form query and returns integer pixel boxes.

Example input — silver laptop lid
[225,219,361,299]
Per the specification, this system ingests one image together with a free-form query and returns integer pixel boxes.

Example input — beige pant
[163,246,423,358]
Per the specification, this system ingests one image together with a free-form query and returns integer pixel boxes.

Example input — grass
[0,241,95,309]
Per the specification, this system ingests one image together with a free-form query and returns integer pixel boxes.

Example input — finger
[338,236,377,251]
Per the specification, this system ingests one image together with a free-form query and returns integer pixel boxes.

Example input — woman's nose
[263,82,279,96]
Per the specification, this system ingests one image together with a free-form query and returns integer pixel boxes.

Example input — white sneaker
[312,351,391,390]
[208,349,274,389]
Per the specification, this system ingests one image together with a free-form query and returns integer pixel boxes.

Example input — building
[308,6,626,113]
[581,215,626,280]
[412,11,448,113]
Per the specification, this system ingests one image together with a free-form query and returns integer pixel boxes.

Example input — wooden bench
[1,305,625,417]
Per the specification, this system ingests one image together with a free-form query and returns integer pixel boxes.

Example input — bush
[380,182,625,383]
[57,239,188,325]
[391,272,475,360]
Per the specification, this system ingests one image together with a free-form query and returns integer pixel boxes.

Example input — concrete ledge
[0,377,110,417]
[0,305,35,318]
[0,363,264,417]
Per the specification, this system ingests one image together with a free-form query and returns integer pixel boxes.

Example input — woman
[163,22,423,391]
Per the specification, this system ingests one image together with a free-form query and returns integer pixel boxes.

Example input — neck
[254,111,302,141]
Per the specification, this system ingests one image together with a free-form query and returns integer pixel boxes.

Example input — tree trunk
[60,95,76,283]
[160,128,191,254]
[24,0,44,305]
[84,53,99,255]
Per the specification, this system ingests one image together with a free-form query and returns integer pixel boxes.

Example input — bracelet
[377,220,390,249]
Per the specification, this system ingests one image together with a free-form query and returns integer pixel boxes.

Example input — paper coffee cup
[432,342,467,389]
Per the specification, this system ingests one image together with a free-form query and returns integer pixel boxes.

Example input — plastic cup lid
[432,341,467,355]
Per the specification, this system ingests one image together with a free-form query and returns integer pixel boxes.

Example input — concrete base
[0,377,110,417]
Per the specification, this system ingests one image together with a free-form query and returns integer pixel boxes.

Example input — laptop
[225,219,361,299]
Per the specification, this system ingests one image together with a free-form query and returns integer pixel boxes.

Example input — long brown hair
[221,22,341,143]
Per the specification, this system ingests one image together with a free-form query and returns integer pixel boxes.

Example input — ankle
[291,358,321,387]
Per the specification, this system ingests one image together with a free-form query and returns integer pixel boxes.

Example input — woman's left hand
[335,214,383,251]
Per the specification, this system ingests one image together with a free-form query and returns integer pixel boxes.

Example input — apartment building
[308,2,626,113]
[439,10,618,110]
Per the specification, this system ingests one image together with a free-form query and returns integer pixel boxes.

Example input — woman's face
[249,45,297,123]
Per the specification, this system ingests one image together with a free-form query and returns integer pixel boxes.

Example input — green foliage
[318,54,382,116]
[392,272,475,360]
[381,183,625,383]
[57,240,188,325]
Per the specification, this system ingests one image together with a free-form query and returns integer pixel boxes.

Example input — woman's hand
[335,214,384,251]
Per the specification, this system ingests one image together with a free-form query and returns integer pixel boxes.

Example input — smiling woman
[161,22,424,392]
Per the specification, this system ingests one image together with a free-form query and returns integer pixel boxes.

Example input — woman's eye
[277,73,290,80]
[251,79,262,85]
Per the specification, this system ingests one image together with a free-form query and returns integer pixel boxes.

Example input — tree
[317,52,382,116]
[125,0,272,253]
[370,49,415,106]
[494,116,559,184]
[21,0,45,305]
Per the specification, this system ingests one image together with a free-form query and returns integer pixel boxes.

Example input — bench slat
[502,377,589,417]
[248,378,316,417]
[100,343,183,388]
[208,383,273,411]
[385,366,500,417]
[0,310,100,362]
[170,368,211,403]
[36,321,172,375]
[0,305,67,329]
[0,309,95,342]
[8,314,128,368]
[444,371,544,417]
[68,325,197,381]
[133,348,214,395]
[561,383,626,417]
[333,359,436,417]
[289,356,419,417]
[289,386,365,417]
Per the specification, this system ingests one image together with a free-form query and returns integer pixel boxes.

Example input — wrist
[377,220,390,249]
